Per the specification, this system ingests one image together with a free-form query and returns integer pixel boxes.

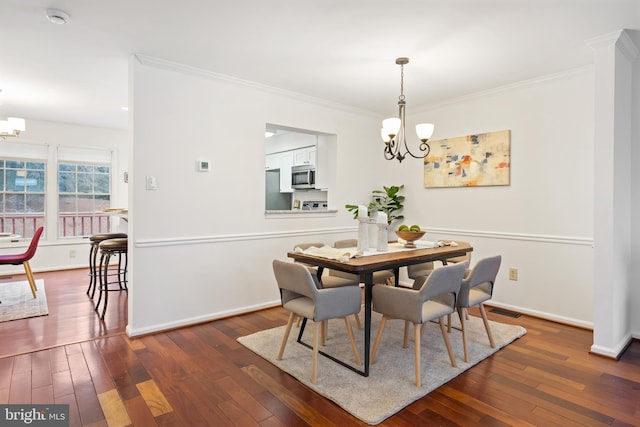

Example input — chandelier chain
[399,63,405,101]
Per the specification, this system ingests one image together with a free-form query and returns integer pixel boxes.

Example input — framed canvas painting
[424,129,510,188]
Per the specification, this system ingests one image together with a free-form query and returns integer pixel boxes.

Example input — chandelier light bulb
[380,128,391,143]
[382,118,401,137]
[0,117,26,138]
[416,123,434,141]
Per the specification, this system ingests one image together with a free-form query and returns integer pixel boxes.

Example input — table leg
[363,271,373,377]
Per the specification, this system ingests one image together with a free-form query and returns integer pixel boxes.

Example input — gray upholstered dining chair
[406,240,472,282]
[329,239,395,285]
[407,261,436,282]
[273,259,362,384]
[293,242,362,331]
[370,262,466,387]
[293,242,361,288]
[456,255,501,362]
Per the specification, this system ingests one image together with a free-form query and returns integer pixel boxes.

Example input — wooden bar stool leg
[94,251,106,307]
[100,252,112,320]
[123,252,128,290]
[117,251,124,290]
[86,243,95,295]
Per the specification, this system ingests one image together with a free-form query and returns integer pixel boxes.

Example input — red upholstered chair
[0,226,44,299]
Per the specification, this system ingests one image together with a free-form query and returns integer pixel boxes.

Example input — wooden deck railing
[0,213,111,238]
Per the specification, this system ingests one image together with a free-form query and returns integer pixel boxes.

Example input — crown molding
[585,29,639,62]
[411,65,593,114]
[133,54,378,118]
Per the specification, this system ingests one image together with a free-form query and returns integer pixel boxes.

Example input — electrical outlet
[508,268,518,281]
[69,249,76,258]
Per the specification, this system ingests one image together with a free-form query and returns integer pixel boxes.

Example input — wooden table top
[287,241,473,274]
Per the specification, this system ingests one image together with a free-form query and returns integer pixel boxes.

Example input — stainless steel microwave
[291,165,315,189]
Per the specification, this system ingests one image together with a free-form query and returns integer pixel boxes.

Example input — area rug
[0,279,48,322]
[238,310,526,425]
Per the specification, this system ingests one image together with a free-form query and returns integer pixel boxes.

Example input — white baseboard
[483,301,593,330]
[590,333,633,359]
[126,300,281,337]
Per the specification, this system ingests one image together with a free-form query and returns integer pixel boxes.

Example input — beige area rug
[0,279,48,322]
[238,309,526,425]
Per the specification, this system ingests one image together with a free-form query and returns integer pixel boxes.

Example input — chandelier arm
[401,140,431,159]
[383,143,396,160]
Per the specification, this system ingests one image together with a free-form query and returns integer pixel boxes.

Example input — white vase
[368,218,378,250]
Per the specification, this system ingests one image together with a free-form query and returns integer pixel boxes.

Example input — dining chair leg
[23,261,37,298]
[312,321,319,384]
[403,320,410,348]
[321,320,327,346]
[440,316,457,368]
[344,317,361,365]
[276,312,295,360]
[420,322,427,337]
[447,313,452,333]
[353,313,362,329]
[478,303,495,348]
[371,315,387,363]
[414,322,421,387]
[458,307,469,362]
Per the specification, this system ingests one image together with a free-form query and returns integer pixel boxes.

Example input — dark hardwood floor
[1,268,639,426]
[0,268,126,358]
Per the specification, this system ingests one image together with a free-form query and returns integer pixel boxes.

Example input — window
[0,159,46,238]
[58,162,111,238]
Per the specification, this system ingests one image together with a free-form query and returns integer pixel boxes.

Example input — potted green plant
[345,184,405,226]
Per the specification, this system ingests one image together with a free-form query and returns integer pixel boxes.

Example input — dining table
[287,240,473,377]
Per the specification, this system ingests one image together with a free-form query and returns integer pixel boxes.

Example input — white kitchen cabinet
[265,152,293,192]
[279,151,293,192]
[293,146,316,166]
[265,153,279,170]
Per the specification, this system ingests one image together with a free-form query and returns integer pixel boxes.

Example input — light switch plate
[145,175,157,190]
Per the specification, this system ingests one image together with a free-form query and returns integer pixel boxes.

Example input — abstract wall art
[423,129,511,188]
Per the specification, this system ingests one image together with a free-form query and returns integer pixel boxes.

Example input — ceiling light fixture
[46,8,70,25]
[0,117,26,139]
[381,57,434,163]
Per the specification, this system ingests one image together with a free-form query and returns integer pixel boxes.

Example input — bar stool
[87,233,127,298]
[95,237,128,320]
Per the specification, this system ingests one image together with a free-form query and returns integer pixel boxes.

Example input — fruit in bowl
[395,225,426,248]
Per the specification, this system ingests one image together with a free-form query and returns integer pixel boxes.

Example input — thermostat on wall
[197,160,210,172]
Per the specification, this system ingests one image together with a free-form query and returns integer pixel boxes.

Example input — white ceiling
[1,0,639,131]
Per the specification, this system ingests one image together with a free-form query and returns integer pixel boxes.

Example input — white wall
[0,119,128,274]
[128,56,385,335]
[393,69,596,327]
[590,30,638,357]
[630,32,640,337]
[129,54,604,336]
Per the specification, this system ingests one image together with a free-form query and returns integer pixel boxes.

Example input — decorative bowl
[395,230,426,248]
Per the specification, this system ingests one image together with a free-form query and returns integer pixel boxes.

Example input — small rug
[238,309,526,425]
[0,279,48,322]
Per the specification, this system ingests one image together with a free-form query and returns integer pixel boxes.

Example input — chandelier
[380,57,434,163]
[0,117,26,139]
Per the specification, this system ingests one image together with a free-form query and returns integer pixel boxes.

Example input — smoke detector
[46,8,70,25]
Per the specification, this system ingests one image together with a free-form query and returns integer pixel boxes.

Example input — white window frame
[56,146,114,239]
